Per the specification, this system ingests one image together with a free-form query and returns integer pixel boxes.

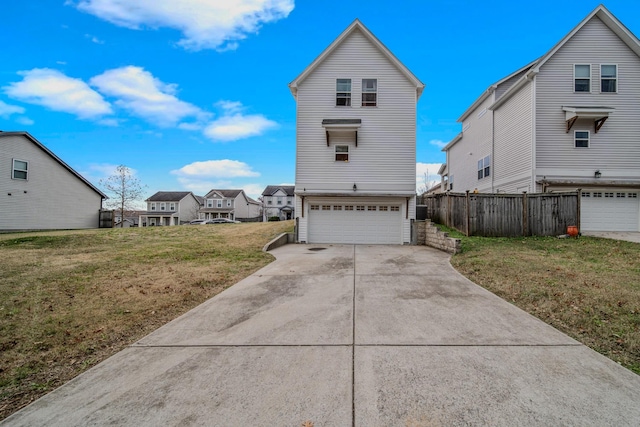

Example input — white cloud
[0,100,25,117]
[204,101,277,141]
[242,183,266,200]
[429,139,447,149]
[172,159,260,178]
[3,68,112,119]
[16,117,34,126]
[72,0,295,51]
[90,66,205,127]
[86,34,105,44]
[416,162,442,192]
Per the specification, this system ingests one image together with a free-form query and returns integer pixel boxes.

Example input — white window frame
[600,64,617,93]
[361,79,377,107]
[217,200,222,208]
[207,199,213,208]
[335,145,349,162]
[12,159,28,180]
[477,155,490,180]
[160,202,166,211]
[336,78,351,106]
[227,200,232,207]
[169,202,176,211]
[574,64,591,92]
[150,202,156,211]
[574,130,590,148]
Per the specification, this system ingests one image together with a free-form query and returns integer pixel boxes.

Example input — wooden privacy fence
[421,191,580,237]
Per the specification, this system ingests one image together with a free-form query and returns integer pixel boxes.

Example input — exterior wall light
[353,183,357,191]
[594,170,602,179]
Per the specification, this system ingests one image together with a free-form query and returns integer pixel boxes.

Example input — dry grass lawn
[446,229,640,375]
[0,221,293,420]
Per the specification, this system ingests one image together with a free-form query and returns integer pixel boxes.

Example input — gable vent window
[12,159,28,180]
[575,131,590,148]
[336,79,351,106]
[601,64,617,93]
[335,145,349,162]
[574,64,591,92]
[362,79,377,107]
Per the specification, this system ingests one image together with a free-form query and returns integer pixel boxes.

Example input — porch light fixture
[353,183,357,191]
[594,170,602,179]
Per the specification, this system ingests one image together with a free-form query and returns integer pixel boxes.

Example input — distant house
[114,210,146,228]
[440,5,640,232]
[0,131,106,231]
[139,192,200,226]
[262,185,294,220]
[289,19,424,244]
[200,189,261,221]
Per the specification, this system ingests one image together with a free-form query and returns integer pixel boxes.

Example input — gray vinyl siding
[295,28,417,193]
[0,135,103,230]
[177,195,200,223]
[493,81,534,193]
[447,95,494,192]
[536,16,640,181]
[495,68,531,100]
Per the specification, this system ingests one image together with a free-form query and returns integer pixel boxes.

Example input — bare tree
[100,165,147,228]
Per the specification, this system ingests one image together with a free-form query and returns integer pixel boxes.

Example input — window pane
[575,131,589,139]
[13,170,27,180]
[484,155,491,168]
[336,145,349,153]
[575,79,590,92]
[14,160,28,170]
[336,79,351,91]
[477,159,483,170]
[575,65,590,77]
[362,79,377,91]
[601,79,616,92]
[601,65,616,78]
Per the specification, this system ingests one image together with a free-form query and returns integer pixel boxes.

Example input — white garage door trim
[308,199,403,244]
[581,190,639,232]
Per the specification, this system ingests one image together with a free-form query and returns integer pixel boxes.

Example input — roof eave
[442,133,463,152]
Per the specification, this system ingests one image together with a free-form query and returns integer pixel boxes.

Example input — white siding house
[441,5,640,232]
[139,192,201,226]
[0,131,105,231]
[262,185,295,221]
[289,19,424,244]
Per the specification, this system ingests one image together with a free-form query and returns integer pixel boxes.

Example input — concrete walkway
[3,245,640,426]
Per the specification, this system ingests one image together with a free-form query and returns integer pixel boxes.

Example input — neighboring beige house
[0,131,105,231]
[139,191,200,226]
[440,5,640,232]
[200,189,261,221]
[289,19,424,244]
[262,185,294,220]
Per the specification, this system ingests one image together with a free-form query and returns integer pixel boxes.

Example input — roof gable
[204,189,242,199]
[146,191,193,202]
[0,131,106,198]
[262,185,295,196]
[288,19,424,99]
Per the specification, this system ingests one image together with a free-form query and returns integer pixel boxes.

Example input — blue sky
[2,1,639,202]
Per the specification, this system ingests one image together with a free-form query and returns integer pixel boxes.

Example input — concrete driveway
[582,231,640,243]
[3,245,640,426]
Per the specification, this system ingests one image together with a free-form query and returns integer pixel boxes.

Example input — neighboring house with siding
[200,189,261,221]
[440,5,640,232]
[139,191,200,226]
[0,131,106,231]
[289,19,424,244]
[262,185,294,220]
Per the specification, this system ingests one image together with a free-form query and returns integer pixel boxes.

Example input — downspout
[527,70,538,192]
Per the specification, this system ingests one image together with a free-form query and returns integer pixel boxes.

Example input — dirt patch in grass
[0,221,293,420]
[446,230,640,375]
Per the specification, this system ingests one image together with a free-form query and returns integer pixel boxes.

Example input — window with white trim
[574,64,591,92]
[575,131,589,148]
[12,159,28,180]
[362,79,377,107]
[322,205,331,210]
[160,202,166,211]
[207,199,213,208]
[345,205,354,211]
[310,204,319,210]
[336,79,351,106]
[356,205,365,211]
[217,200,222,208]
[335,145,349,162]
[477,155,490,180]
[601,64,617,93]
[390,206,400,212]
[150,202,156,211]
[169,202,175,210]
[227,200,232,207]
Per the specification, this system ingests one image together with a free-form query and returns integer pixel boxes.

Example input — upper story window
[169,202,175,211]
[362,79,377,107]
[277,197,282,205]
[575,130,589,148]
[574,64,591,92]
[477,155,490,180]
[216,200,222,208]
[335,145,349,162]
[227,200,232,207]
[160,202,166,211]
[12,159,28,180]
[336,79,351,106]
[207,199,213,208]
[150,202,156,211]
[601,64,617,93]
[267,199,272,205]
[448,175,454,191]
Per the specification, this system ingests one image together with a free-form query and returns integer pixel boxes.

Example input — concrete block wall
[416,220,461,254]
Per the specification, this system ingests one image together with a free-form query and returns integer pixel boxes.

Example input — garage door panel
[581,191,639,232]
[308,201,402,244]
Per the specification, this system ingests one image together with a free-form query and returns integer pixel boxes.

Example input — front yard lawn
[445,227,640,375]
[0,221,293,420]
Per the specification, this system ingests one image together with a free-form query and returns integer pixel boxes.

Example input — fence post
[576,189,581,233]
[522,192,528,236]
[465,190,470,236]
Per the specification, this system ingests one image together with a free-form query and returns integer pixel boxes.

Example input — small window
[345,205,354,211]
[334,205,342,211]
[310,204,319,210]
[170,203,175,210]
[160,203,166,211]
[12,159,28,180]
[367,206,377,211]
[477,155,490,180]
[277,198,282,205]
[151,202,156,211]
[605,192,614,198]
[601,64,617,93]
[582,192,591,198]
[629,193,638,198]
[217,200,222,208]
[227,200,232,207]
[574,64,591,92]
[267,200,272,205]
[207,200,213,208]
[322,205,331,210]
[616,193,625,198]
[356,205,365,211]
[593,192,602,198]
[362,79,377,107]
[336,79,351,106]
[335,145,349,162]
[390,206,400,212]
[379,206,388,211]
[575,131,589,148]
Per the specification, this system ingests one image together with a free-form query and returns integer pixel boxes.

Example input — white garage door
[308,201,402,244]
[581,190,639,231]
